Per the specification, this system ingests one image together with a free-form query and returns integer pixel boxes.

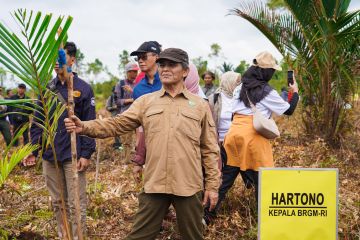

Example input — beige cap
[253,51,282,71]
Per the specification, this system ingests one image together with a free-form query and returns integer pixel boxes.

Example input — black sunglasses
[135,53,156,62]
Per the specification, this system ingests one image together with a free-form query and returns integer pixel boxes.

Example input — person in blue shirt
[131,41,162,100]
[23,42,96,239]
[130,41,163,177]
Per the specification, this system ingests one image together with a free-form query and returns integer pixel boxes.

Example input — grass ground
[0,105,359,240]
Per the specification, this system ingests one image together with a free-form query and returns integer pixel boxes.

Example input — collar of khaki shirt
[158,86,193,100]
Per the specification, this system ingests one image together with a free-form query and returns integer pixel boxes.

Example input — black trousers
[0,119,11,146]
[204,145,258,219]
[13,121,29,146]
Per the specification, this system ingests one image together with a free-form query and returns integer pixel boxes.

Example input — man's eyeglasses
[135,53,156,62]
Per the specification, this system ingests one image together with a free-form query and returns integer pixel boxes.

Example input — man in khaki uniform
[65,48,220,240]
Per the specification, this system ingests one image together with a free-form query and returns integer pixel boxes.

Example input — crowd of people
[0,83,31,147]
[1,40,299,240]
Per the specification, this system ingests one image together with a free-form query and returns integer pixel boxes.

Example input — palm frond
[0,9,72,93]
[232,0,359,144]
[0,144,38,187]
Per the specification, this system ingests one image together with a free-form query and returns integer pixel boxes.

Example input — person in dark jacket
[9,83,32,146]
[23,42,96,239]
[0,87,11,146]
[106,86,122,149]
[114,62,138,161]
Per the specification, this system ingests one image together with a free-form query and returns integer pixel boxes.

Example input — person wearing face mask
[203,71,241,225]
[205,52,299,225]
[24,42,96,239]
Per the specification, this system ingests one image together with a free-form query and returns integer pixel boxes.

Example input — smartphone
[287,70,294,86]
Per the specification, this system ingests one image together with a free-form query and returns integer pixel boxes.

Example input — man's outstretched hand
[64,116,83,134]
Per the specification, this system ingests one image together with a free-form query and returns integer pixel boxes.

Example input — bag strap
[243,86,257,114]
[120,80,126,98]
[245,88,273,119]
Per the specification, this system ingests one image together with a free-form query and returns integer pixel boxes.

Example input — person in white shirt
[204,71,241,225]
[207,52,299,225]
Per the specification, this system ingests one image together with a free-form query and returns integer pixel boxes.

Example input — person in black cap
[9,83,32,146]
[131,41,162,100]
[106,86,122,150]
[0,86,11,146]
[130,41,163,176]
[64,48,221,240]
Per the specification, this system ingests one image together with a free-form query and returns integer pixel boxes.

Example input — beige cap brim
[273,64,282,71]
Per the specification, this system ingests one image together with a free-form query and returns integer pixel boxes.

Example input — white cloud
[1,0,359,84]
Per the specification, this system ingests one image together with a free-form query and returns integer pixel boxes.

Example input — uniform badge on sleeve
[73,90,81,97]
[91,97,95,106]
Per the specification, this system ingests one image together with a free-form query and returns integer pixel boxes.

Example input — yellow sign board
[259,168,338,240]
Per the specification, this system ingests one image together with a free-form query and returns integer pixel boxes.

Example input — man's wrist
[80,121,86,134]
[204,187,218,193]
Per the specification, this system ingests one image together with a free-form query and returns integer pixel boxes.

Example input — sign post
[258,168,338,240]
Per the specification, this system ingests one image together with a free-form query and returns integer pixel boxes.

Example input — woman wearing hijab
[185,63,207,98]
[208,71,241,140]
[204,52,299,225]
[203,71,241,224]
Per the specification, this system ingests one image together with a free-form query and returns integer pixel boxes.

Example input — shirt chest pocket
[179,111,201,142]
[145,108,164,133]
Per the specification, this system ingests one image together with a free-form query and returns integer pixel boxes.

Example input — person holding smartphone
[206,52,299,225]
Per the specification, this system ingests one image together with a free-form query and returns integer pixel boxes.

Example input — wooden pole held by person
[57,28,83,240]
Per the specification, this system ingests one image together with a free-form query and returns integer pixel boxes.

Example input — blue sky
[1,0,359,85]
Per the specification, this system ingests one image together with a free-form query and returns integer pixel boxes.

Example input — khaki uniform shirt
[82,87,220,196]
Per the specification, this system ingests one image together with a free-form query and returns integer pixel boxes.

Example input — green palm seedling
[0,124,38,187]
[0,9,74,239]
[231,0,360,146]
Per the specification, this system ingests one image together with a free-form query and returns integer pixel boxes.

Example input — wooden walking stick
[57,29,84,240]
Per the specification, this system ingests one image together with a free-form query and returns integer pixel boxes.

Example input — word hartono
[269,193,328,217]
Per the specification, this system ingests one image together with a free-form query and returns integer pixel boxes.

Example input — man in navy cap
[130,41,163,174]
[131,41,162,99]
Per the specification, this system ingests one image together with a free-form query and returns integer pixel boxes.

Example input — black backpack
[119,80,126,98]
